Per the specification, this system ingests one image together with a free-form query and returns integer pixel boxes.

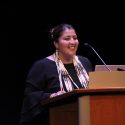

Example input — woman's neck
[58,54,74,64]
[48,53,76,64]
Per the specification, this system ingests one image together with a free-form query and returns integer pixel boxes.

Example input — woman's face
[54,28,79,60]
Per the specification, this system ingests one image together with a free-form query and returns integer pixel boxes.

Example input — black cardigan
[20,55,93,124]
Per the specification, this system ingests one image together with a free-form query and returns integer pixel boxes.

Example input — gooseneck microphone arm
[84,43,111,71]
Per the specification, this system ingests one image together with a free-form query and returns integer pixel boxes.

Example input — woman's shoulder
[77,55,90,62]
[77,55,94,71]
[29,56,54,70]
[27,57,55,76]
[33,57,54,67]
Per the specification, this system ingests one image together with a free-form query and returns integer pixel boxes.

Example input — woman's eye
[73,37,77,40]
[64,38,71,41]
[64,37,77,41]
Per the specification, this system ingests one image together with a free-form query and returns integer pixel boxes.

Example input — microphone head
[84,43,92,48]
[84,43,89,46]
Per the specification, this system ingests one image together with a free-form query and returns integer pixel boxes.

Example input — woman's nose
[69,38,76,44]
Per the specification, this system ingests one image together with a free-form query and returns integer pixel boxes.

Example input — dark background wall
[2,2,125,125]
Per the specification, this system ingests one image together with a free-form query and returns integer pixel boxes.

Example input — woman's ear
[54,41,58,49]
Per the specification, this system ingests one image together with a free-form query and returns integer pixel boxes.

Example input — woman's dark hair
[50,24,75,42]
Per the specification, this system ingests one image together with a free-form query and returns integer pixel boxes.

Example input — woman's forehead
[61,29,76,36]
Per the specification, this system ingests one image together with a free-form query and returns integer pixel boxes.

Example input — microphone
[84,43,111,71]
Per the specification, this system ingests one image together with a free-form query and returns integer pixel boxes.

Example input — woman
[20,23,93,125]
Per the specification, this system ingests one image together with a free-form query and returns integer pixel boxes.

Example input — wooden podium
[89,71,125,88]
[41,72,125,125]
